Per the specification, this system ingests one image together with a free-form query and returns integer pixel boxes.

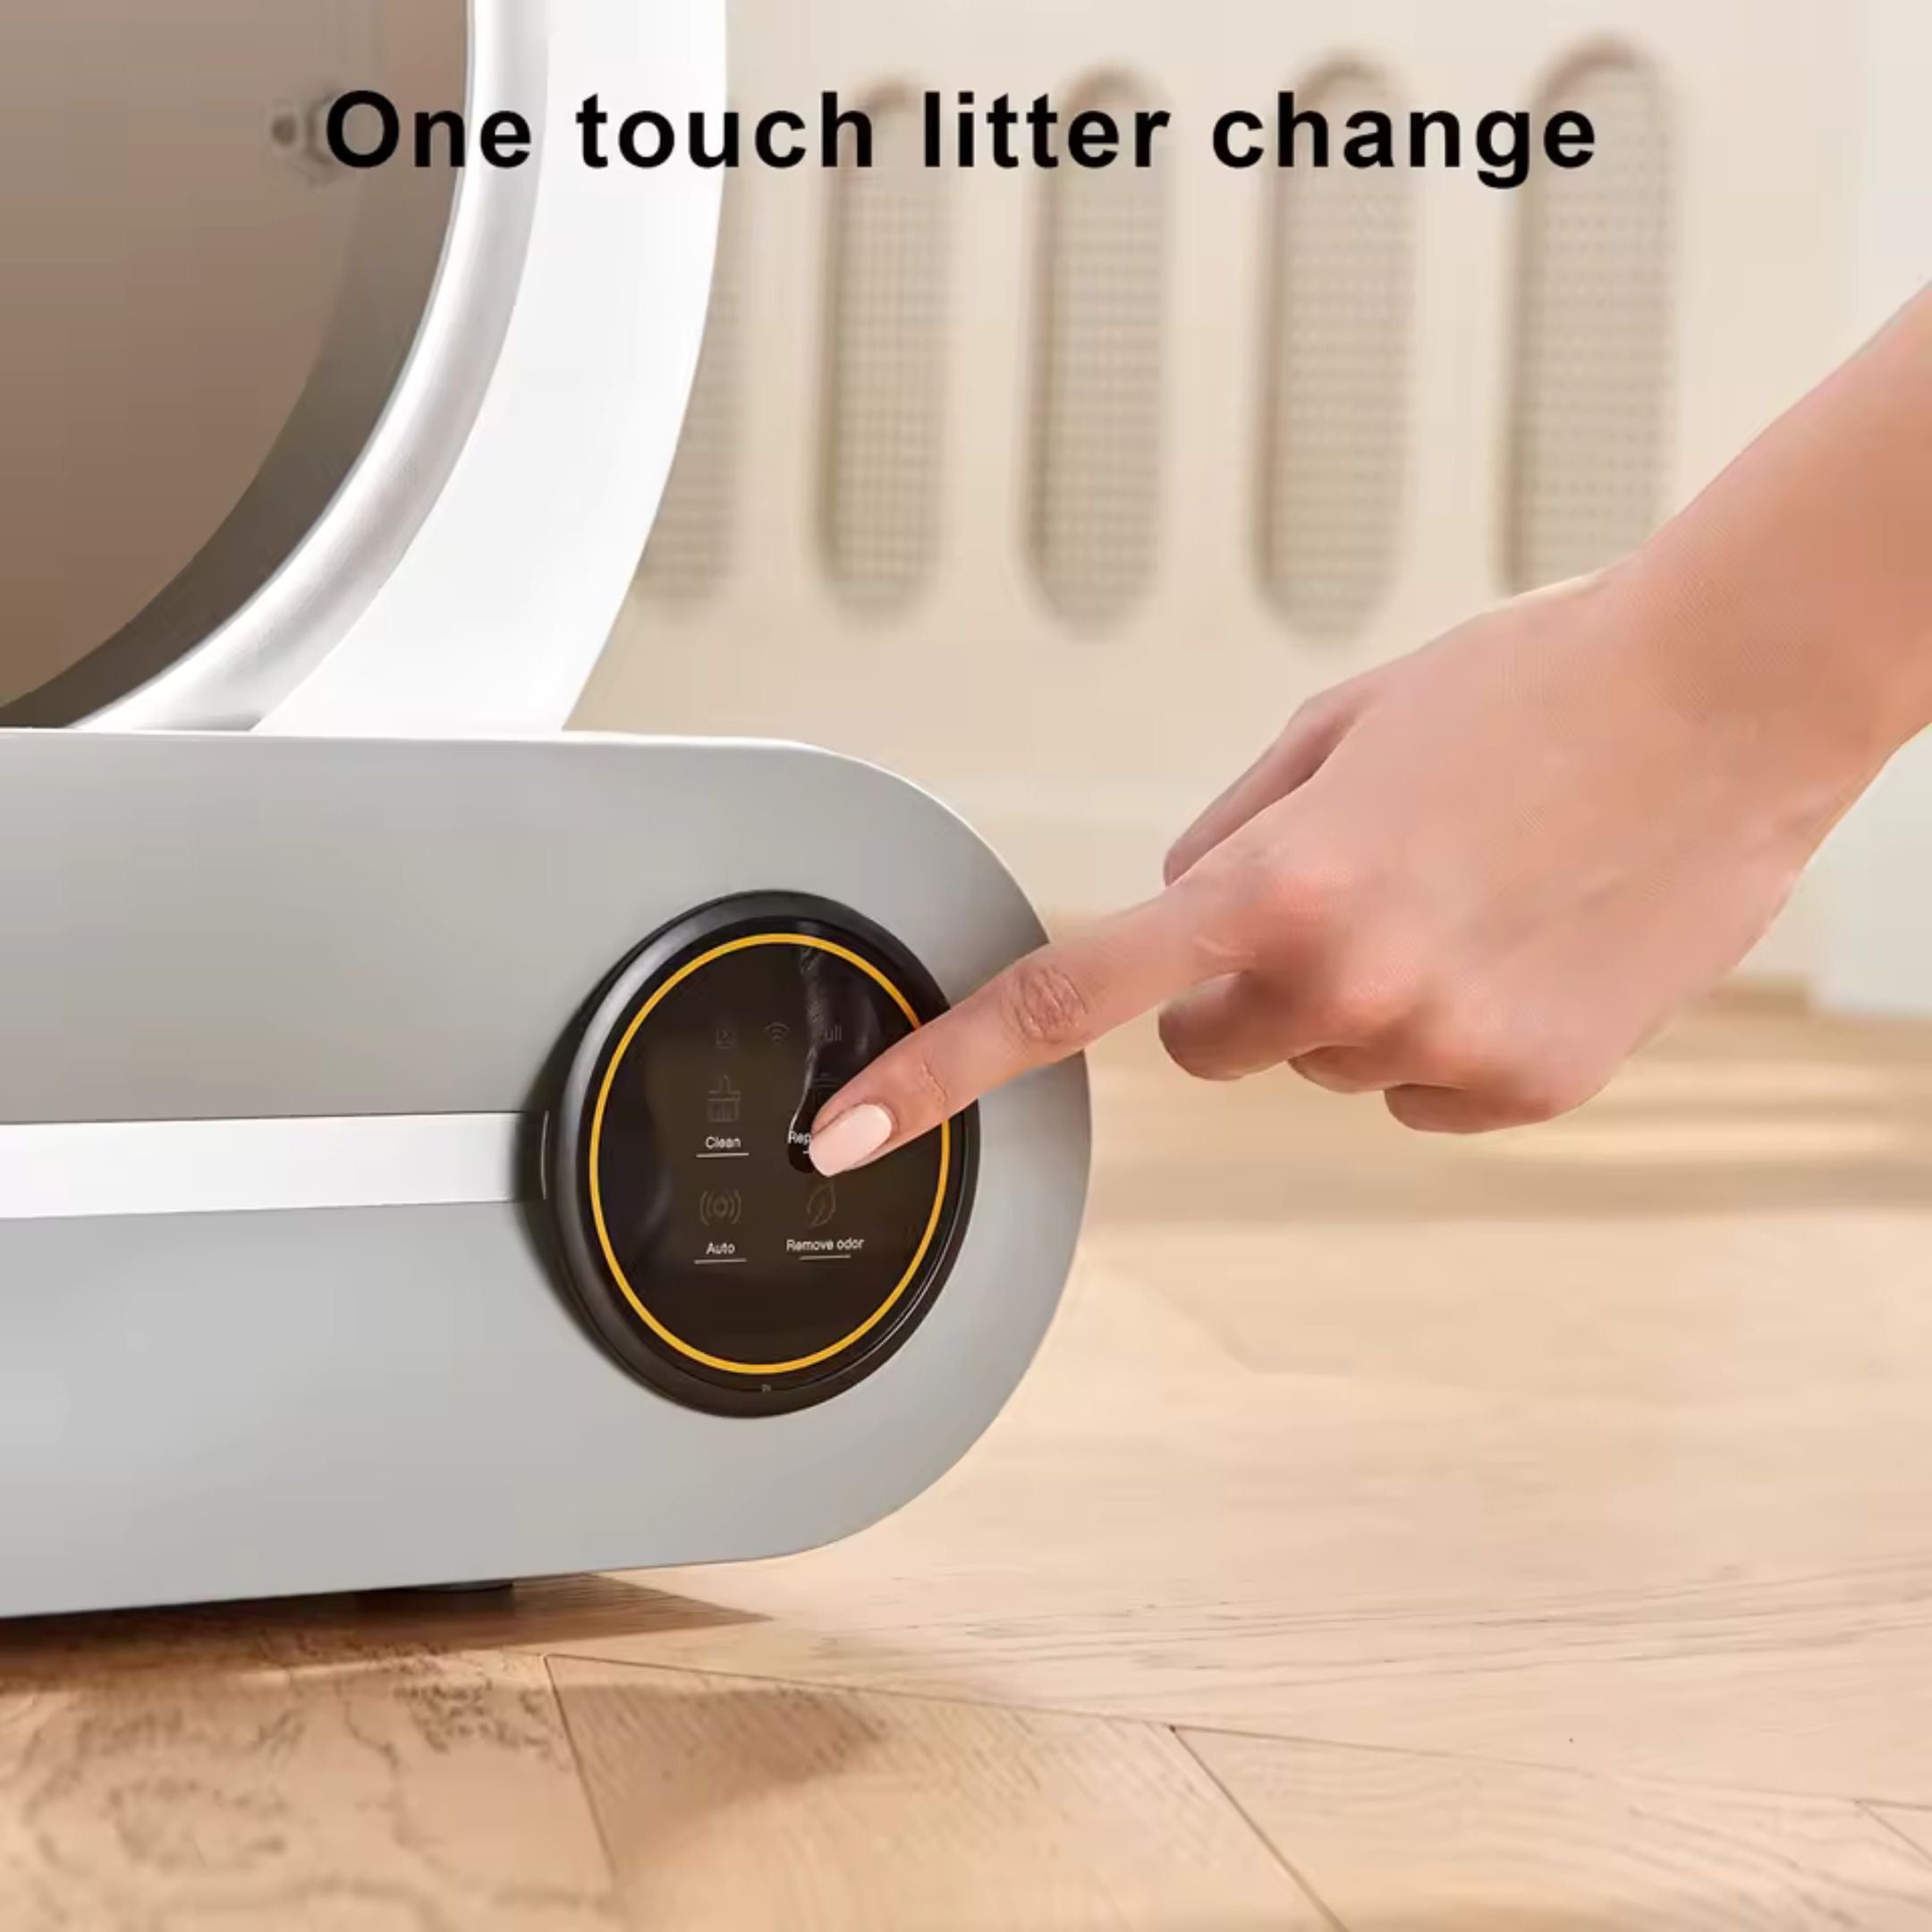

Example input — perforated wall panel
[1260,66,1416,640]
[1028,78,1167,631]
[1506,51,1674,592]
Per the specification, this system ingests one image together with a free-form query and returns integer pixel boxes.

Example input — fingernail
[809,1103,894,1177]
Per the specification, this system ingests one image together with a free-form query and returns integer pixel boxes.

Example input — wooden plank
[1185,1728,1932,1931]
[543,1005,1932,1801]
[0,1646,618,1930]
[5,994,1928,1922]
[549,1657,1326,1931]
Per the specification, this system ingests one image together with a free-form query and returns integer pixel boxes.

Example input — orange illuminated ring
[587,933,951,1377]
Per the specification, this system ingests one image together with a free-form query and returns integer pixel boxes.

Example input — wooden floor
[11,993,1932,1927]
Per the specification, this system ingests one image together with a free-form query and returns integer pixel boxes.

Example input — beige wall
[1812,0,1932,1015]
[581,0,1863,954]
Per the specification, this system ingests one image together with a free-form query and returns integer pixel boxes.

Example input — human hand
[807,568,1884,1175]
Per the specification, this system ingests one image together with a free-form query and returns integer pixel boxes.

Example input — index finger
[807,886,1224,1175]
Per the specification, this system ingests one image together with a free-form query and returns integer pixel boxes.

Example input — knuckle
[1179,843,1329,968]
[1291,1050,1369,1095]
[1485,1056,1600,1127]
[1404,985,1527,1086]
[1155,1004,1195,1063]
[1385,1086,1453,1133]
[1253,850,1360,937]
[1167,866,1258,975]
[1383,992,1611,1131]
[1304,929,1426,1041]
[1157,1007,1226,1080]
[896,1042,953,1121]
[1406,1009,1496,1089]
[1002,957,1093,1053]
[1316,963,1419,1043]
[1287,691,1343,738]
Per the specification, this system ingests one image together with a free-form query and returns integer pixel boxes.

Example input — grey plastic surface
[0,731,1090,1618]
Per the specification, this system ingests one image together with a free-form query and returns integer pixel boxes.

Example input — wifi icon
[764,1021,791,1047]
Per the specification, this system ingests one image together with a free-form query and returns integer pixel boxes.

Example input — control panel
[546,894,978,1413]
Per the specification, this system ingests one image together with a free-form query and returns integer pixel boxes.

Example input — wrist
[1605,501,1931,806]
[1608,293,1932,787]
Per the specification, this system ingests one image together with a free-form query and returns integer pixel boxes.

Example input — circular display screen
[547,898,976,1413]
